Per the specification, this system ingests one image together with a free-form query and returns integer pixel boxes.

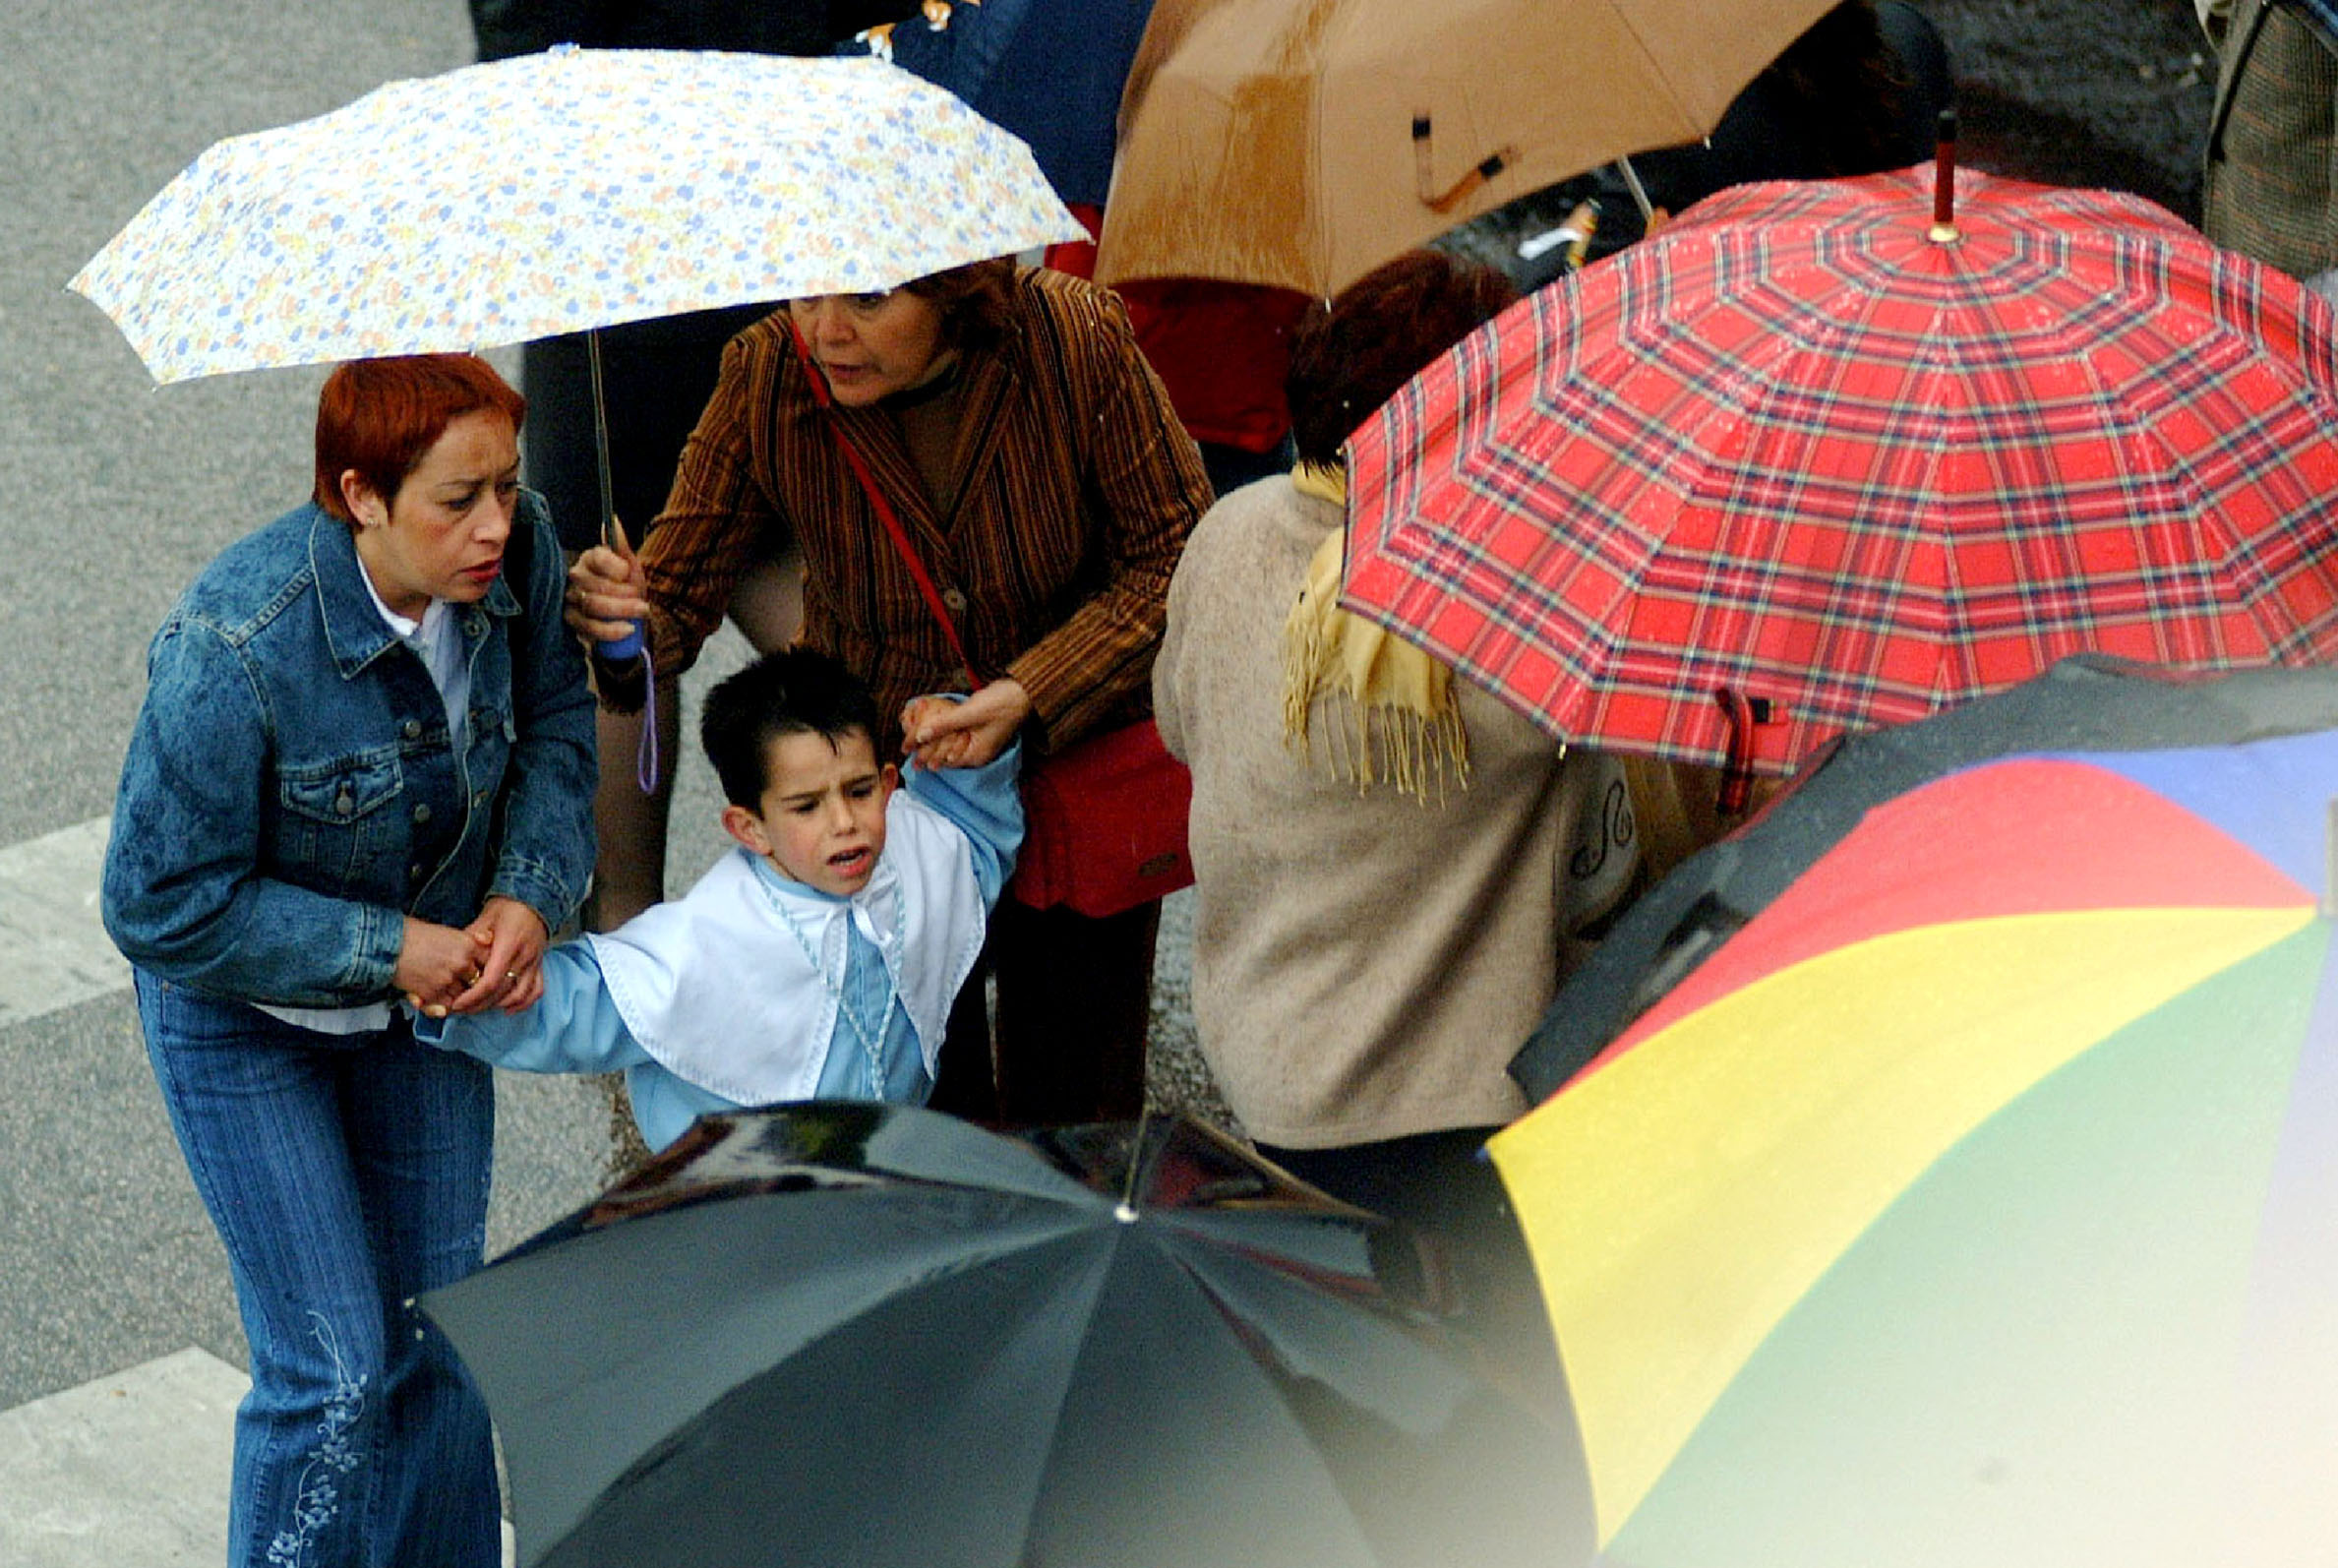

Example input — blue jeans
[137,973,501,1568]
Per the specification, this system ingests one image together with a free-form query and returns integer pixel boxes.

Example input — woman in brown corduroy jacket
[569,258,1213,1126]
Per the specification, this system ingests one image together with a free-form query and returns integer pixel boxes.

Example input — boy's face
[721,729,898,898]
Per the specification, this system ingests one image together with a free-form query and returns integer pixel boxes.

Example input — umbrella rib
[1001,1226,1127,1566]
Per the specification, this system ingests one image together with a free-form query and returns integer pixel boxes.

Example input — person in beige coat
[1154,252,1641,1256]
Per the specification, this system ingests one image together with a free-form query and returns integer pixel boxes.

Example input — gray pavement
[0,1349,517,1565]
[2,1350,246,1566]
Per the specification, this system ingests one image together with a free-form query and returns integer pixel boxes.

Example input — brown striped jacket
[636,267,1212,754]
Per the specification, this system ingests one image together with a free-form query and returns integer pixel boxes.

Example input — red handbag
[789,321,1194,917]
[1005,717,1194,916]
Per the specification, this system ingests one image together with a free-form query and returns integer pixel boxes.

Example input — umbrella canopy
[869,0,1157,210]
[1093,0,1837,297]
[1509,656,2338,1099]
[422,1104,1588,1568]
[68,48,1084,383]
[1487,658,2338,1566]
[1343,166,2338,780]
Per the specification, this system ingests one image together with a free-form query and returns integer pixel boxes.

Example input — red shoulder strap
[783,315,982,681]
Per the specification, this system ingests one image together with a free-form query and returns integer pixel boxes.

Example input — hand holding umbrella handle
[596,513,647,662]
[586,326,647,661]
[579,517,660,795]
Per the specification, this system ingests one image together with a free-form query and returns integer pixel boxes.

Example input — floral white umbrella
[68,47,1086,384]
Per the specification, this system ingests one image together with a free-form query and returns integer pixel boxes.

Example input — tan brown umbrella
[1095,0,1838,297]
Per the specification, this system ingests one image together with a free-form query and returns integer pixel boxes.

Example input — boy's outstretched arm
[412,940,652,1075]
[901,740,1024,909]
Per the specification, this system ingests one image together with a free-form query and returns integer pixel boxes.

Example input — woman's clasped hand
[399,895,551,1017]
[900,680,1030,770]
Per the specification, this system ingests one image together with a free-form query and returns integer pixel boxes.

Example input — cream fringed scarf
[1281,461,1472,803]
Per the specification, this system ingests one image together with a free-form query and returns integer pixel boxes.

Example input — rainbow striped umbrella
[1490,661,2338,1566]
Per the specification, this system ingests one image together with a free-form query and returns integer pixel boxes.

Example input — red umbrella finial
[1931,107,1960,244]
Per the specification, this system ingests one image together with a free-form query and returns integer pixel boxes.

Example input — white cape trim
[584,793,986,1105]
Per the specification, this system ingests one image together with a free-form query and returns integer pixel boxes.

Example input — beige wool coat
[1154,476,1641,1149]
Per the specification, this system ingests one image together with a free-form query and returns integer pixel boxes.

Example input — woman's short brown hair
[1285,251,1521,468]
[314,354,525,522]
[900,257,1018,357]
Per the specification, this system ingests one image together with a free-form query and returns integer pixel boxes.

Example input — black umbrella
[873,0,1158,211]
[422,1104,1589,1568]
[1512,655,2338,1101]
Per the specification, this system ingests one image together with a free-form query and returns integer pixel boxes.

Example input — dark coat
[467,0,912,59]
[2203,0,2338,280]
[1551,0,1953,273]
[1628,0,1948,211]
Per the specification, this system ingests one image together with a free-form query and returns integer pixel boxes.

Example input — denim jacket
[102,493,597,1007]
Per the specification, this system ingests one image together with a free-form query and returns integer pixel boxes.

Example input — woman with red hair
[102,354,596,1567]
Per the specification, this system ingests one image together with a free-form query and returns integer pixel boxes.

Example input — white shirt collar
[356,559,467,745]
[357,564,444,644]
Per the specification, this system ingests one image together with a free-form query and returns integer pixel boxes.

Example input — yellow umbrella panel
[1490,742,2338,1564]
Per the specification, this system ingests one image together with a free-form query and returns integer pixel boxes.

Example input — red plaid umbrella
[1343,164,2338,783]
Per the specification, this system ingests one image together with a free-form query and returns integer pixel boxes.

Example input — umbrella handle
[1713,687,1771,815]
[1412,114,1516,214]
[1613,155,1658,230]
[587,328,649,664]
[584,329,658,794]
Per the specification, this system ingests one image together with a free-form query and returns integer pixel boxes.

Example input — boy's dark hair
[699,648,883,808]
